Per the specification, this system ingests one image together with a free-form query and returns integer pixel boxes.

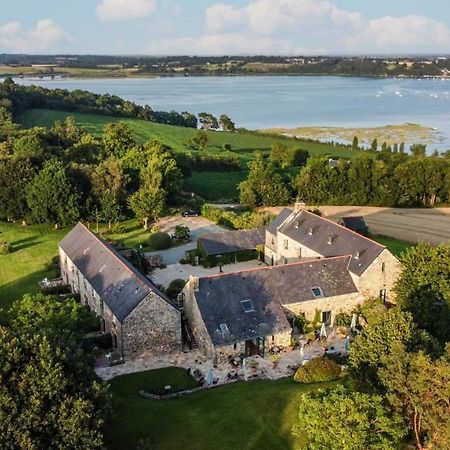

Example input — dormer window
[308,227,313,235]
[295,221,300,228]
[311,287,323,298]
[355,251,360,260]
[241,299,255,313]
[220,323,230,337]
[327,235,335,245]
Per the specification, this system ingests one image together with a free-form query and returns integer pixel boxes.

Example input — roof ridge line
[199,255,351,280]
[300,210,385,248]
[77,222,152,292]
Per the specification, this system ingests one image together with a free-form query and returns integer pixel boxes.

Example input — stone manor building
[59,223,181,359]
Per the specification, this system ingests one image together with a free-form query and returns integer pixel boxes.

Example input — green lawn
[107,367,341,450]
[0,220,152,308]
[17,109,357,202]
[372,235,413,257]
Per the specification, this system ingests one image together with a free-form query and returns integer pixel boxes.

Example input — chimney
[294,201,306,212]
[190,275,200,292]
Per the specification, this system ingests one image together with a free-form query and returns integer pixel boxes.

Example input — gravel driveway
[144,216,224,265]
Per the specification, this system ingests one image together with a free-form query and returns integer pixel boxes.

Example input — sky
[0,0,449,55]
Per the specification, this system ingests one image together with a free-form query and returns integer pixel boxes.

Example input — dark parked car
[182,209,200,217]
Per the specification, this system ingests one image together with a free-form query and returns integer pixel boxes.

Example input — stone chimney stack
[294,201,306,212]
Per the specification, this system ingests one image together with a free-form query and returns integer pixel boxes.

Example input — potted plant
[271,354,280,368]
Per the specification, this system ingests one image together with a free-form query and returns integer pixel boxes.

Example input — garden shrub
[335,312,352,327]
[0,240,12,254]
[83,332,112,351]
[294,356,342,384]
[294,314,309,334]
[148,232,172,251]
[166,279,186,299]
[40,284,71,295]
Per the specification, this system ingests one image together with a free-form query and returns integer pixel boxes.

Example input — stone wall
[283,292,363,325]
[60,246,181,358]
[183,277,215,359]
[351,249,401,303]
[122,292,181,357]
[267,231,322,265]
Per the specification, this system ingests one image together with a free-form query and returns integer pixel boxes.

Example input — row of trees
[0,116,186,227]
[296,243,450,449]
[0,78,197,128]
[239,151,450,208]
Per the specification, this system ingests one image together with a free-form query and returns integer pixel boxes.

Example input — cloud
[0,19,73,53]
[206,0,364,36]
[96,0,157,22]
[144,32,325,55]
[188,0,450,55]
[344,15,450,54]
[0,21,21,35]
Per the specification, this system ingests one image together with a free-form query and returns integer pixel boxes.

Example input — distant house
[338,216,368,235]
[59,223,181,359]
[182,256,361,363]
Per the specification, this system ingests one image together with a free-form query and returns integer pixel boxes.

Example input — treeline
[0,78,198,128]
[0,114,203,228]
[1,54,449,78]
[239,149,450,208]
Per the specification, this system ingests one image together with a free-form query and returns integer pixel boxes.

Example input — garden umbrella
[320,322,327,339]
[205,368,214,385]
[345,336,351,352]
[350,313,357,329]
[299,345,305,362]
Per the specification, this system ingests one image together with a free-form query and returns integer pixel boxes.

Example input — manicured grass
[0,222,67,308]
[371,235,413,257]
[107,367,341,450]
[0,220,152,308]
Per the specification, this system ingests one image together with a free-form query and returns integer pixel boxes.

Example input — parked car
[182,209,200,217]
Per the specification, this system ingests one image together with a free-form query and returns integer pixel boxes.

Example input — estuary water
[13,75,450,152]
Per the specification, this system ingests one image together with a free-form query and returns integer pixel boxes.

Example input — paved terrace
[95,330,348,382]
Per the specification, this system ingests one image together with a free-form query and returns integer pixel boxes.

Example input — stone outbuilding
[59,223,181,359]
[182,256,362,364]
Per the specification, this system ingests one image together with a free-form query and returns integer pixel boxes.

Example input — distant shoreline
[3,72,450,81]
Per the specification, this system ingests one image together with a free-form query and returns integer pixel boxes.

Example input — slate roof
[338,216,368,233]
[59,223,173,322]
[194,256,357,346]
[266,207,293,235]
[198,228,265,256]
[278,210,385,276]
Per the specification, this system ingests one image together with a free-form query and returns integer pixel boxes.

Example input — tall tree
[239,157,290,207]
[219,114,236,132]
[91,158,128,229]
[128,167,165,229]
[102,122,136,159]
[26,159,80,226]
[0,157,36,221]
[293,386,406,450]
[394,243,450,343]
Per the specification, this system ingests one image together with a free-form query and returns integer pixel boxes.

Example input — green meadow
[18,109,356,201]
